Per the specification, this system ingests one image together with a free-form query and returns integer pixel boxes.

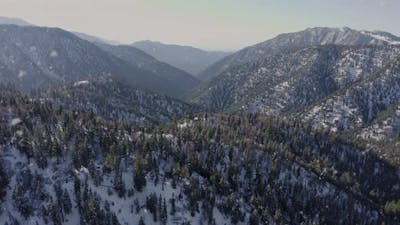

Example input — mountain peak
[270,26,400,46]
[304,26,353,32]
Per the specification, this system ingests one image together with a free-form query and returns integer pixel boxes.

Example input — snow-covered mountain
[200,27,400,81]
[193,44,400,112]
[192,27,400,166]
[192,33,400,165]
[132,40,231,77]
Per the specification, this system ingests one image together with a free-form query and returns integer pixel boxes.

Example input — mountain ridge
[95,43,200,89]
[132,40,231,77]
[0,16,33,26]
[200,27,400,81]
[0,24,199,98]
[192,43,400,143]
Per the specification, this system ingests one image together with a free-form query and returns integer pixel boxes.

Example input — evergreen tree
[248,211,259,225]
[146,193,158,222]
[0,158,8,201]
[114,168,126,197]
[138,216,146,225]
[170,194,176,216]
[74,176,82,210]
[161,198,168,225]
[62,189,72,214]
[48,198,62,225]
[133,155,147,192]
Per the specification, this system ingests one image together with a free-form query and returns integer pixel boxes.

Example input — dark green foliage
[114,168,126,198]
[160,198,168,225]
[134,155,147,192]
[62,189,72,214]
[0,158,8,201]
[138,216,146,225]
[146,193,158,222]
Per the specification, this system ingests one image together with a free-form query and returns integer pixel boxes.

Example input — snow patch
[10,118,21,126]
[29,46,37,52]
[18,70,27,78]
[73,80,89,86]
[361,31,400,45]
[50,50,58,57]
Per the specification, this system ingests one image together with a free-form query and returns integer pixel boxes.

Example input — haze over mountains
[132,40,231,77]
[0,16,32,26]
[1,16,400,225]
[0,24,199,98]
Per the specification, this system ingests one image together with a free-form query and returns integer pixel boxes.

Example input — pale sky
[0,0,399,51]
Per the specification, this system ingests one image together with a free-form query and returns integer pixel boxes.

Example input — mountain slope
[301,55,400,132]
[357,105,400,142]
[0,25,197,98]
[39,77,198,126]
[132,40,231,77]
[193,45,400,114]
[96,43,200,92]
[200,27,400,81]
[0,87,399,224]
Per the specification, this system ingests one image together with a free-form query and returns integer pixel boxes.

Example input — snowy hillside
[1,87,399,224]
[200,27,400,81]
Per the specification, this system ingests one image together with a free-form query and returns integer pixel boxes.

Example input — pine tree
[114,168,126,197]
[170,194,176,216]
[74,176,82,210]
[133,155,147,192]
[161,198,168,225]
[0,158,8,201]
[111,212,120,225]
[146,193,158,222]
[138,216,146,225]
[62,189,72,214]
[158,195,162,221]
[87,194,101,225]
[248,211,259,225]
[48,198,62,225]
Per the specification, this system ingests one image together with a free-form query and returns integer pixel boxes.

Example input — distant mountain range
[0,24,199,98]
[95,43,199,92]
[132,40,231,78]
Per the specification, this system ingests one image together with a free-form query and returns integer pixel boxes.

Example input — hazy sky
[0,0,399,51]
